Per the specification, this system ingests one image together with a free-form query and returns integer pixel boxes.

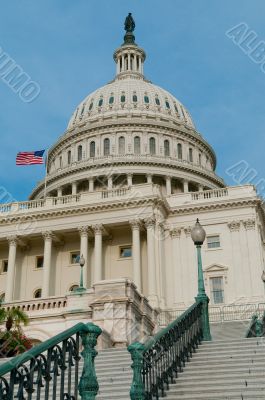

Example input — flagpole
[44,148,49,199]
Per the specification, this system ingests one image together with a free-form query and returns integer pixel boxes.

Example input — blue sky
[0,0,265,200]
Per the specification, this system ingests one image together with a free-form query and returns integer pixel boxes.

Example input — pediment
[204,264,228,273]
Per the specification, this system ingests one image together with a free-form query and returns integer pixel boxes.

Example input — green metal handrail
[128,300,204,399]
[0,321,102,399]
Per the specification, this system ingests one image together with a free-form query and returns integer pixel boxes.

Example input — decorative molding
[42,231,54,241]
[227,221,241,232]
[243,219,256,230]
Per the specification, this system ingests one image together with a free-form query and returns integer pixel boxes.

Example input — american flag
[16,150,45,165]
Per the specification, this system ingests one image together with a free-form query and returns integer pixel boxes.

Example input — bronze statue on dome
[124,13,135,33]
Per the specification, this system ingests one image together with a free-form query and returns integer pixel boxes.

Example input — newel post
[128,342,146,400]
[78,322,102,400]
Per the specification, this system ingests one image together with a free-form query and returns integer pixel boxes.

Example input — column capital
[42,231,54,241]
[144,216,156,229]
[7,235,18,246]
[129,219,142,230]
[170,228,181,238]
[243,219,256,230]
[228,220,241,232]
[92,224,104,234]
[78,225,91,237]
[184,226,192,237]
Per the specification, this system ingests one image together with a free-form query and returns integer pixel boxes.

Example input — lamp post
[191,218,212,341]
[74,255,86,293]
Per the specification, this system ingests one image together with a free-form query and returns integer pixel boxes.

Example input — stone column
[5,236,18,303]
[93,224,103,284]
[89,178,94,192]
[108,176,113,190]
[127,173,133,187]
[145,217,158,307]
[57,187,62,197]
[147,174,153,184]
[183,179,189,193]
[133,54,137,71]
[79,226,90,288]
[198,184,203,192]
[128,53,131,70]
[130,220,142,291]
[122,55,125,72]
[72,182,77,195]
[42,231,53,298]
[166,176,172,195]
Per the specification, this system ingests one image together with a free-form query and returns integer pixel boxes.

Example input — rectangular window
[120,246,132,258]
[70,251,80,264]
[36,256,44,269]
[207,235,221,249]
[210,277,224,304]
[2,260,8,273]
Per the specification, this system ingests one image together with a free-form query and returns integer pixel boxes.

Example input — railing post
[78,322,102,400]
[128,342,146,400]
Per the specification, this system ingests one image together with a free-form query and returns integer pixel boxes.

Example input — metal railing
[158,303,265,326]
[128,301,203,399]
[0,322,102,400]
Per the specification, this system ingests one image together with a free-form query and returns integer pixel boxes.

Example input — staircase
[96,348,131,400]
[164,332,265,399]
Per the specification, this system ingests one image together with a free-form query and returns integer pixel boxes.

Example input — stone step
[166,383,265,395]
[176,370,265,382]
[166,390,265,400]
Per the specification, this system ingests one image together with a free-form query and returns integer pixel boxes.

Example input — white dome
[67,77,195,130]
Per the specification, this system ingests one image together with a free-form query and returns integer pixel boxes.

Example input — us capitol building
[0,15,264,345]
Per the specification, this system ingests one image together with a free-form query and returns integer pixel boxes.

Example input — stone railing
[2,296,68,314]
[0,183,162,217]
[168,185,257,207]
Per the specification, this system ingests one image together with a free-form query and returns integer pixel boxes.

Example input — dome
[67,78,195,130]
[29,14,224,200]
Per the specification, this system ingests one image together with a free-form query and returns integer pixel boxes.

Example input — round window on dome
[89,102,93,111]
[109,96,114,104]
[155,97,160,106]
[144,96,149,104]
[133,94,138,102]
[98,98,103,107]
[165,100,170,109]
[121,95,126,103]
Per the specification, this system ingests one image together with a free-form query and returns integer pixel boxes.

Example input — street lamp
[74,255,86,293]
[191,218,212,341]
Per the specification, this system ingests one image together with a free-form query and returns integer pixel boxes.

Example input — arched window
[149,137,156,155]
[104,138,110,156]
[98,98,103,107]
[67,150,71,165]
[134,136,141,154]
[177,143,182,159]
[155,97,160,106]
[59,156,62,168]
[189,148,193,162]
[69,284,79,292]
[89,102,93,111]
[121,95,126,103]
[198,153,202,165]
[34,289,42,299]
[133,94,138,102]
[77,145,83,161]
[90,141,95,158]
[165,100,170,109]
[109,96,114,104]
[164,140,170,156]
[118,136,125,154]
